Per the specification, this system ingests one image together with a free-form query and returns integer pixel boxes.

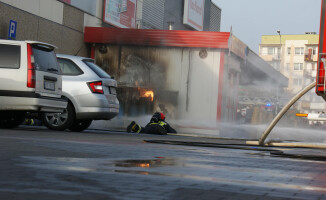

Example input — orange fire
[139,88,154,101]
[144,91,154,101]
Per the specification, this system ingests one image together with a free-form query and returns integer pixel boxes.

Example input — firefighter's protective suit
[127,112,177,135]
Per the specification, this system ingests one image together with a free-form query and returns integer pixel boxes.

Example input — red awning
[84,27,230,49]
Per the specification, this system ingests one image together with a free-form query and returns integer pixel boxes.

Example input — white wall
[155,48,223,135]
[185,49,221,122]
[141,48,222,122]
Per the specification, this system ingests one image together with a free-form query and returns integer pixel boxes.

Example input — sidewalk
[89,118,326,143]
[89,119,326,162]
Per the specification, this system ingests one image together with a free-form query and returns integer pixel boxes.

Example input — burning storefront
[93,45,180,119]
[84,27,286,135]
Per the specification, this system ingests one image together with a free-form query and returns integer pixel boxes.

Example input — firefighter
[24,118,34,126]
[127,112,177,135]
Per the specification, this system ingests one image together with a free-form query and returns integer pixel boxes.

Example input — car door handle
[44,76,57,81]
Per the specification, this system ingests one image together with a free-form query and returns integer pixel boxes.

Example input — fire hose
[257,81,316,146]
[144,139,326,161]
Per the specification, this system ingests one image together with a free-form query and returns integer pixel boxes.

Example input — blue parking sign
[8,20,17,40]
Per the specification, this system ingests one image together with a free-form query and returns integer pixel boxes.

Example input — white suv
[0,39,67,128]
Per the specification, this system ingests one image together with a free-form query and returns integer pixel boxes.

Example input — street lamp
[277,30,281,43]
[277,30,281,59]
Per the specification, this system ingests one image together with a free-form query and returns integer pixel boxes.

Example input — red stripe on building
[216,51,225,121]
[90,45,95,59]
[84,27,230,49]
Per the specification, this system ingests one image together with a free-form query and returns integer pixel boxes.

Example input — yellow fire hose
[247,81,321,148]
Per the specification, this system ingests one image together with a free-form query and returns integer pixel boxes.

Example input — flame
[144,91,154,101]
[139,88,154,101]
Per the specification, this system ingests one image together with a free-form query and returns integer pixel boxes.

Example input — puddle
[19,155,326,192]
[19,156,181,173]
[114,157,176,168]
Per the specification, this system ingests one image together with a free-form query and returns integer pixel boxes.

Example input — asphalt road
[1,126,326,200]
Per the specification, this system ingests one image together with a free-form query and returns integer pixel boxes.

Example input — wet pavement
[1,127,326,199]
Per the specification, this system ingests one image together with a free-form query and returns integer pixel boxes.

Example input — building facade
[0,0,221,56]
[259,33,325,115]
[0,0,287,134]
[85,27,286,134]
[0,0,104,56]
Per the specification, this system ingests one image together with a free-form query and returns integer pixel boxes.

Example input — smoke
[90,115,326,144]
[93,44,326,144]
[219,123,326,143]
[165,118,326,143]
[119,54,151,87]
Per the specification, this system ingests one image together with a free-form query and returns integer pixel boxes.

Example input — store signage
[183,0,205,31]
[103,0,136,28]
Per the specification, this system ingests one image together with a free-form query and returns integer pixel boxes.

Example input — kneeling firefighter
[127,112,177,135]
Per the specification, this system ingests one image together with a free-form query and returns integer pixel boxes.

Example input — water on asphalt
[2,128,326,199]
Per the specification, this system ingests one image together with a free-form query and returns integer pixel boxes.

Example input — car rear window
[32,44,60,74]
[0,44,20,69]
[57,58,83,76]
[83,59,111,78]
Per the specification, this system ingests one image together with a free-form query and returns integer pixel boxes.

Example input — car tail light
[27,44,36,88]
[88,81,104,94]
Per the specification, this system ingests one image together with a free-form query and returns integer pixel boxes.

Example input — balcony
[272,54,281,60]
[260,53,281,61]
[304,53,318,62]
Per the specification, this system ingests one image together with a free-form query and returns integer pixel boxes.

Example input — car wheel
[68,119,93,132]
[0,112,25,129]
[42,102,75,131]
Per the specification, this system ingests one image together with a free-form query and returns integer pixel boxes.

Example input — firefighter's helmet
[160,112,165,121]
[151,112,165,123]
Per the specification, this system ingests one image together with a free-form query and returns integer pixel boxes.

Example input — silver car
[42,54,120,131]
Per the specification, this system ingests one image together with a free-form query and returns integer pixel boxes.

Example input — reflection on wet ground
[114,157,175,168]
[20,156,181,173]
[12,132,326,200]
[20,154,326,194]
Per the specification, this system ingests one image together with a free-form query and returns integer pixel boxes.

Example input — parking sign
[8,20,17,40]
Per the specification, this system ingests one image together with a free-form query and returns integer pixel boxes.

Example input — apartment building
[259,32,325,114]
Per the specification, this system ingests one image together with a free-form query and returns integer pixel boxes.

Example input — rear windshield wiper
[47,68,58,72]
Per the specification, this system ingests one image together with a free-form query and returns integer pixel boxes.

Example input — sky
[212,0,322,53]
